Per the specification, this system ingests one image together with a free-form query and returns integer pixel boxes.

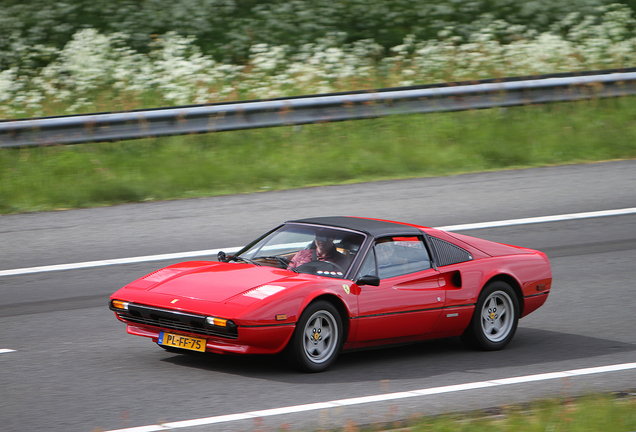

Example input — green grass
[341,392,636,432]
[2,96,636,214]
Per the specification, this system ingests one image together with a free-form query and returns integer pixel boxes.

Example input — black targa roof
[287,216,424,238]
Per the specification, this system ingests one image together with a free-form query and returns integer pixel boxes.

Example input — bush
[2,3,636,118]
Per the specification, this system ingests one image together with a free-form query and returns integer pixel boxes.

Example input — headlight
[111,300,129,310]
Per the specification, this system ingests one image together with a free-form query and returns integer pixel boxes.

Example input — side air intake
[429,237,473,267]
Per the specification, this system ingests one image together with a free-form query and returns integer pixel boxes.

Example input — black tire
[287,300,343,372]
[461,281,519,351]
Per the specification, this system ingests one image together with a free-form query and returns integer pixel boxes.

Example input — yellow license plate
[159,332,206,352]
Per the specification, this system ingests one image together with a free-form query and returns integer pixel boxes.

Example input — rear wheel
[287,300,343,372]
[461,281,519,350]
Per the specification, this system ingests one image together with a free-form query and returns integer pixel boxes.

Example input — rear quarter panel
[442,252,552,316]
[420,226,552,317]
[429,251,551,337]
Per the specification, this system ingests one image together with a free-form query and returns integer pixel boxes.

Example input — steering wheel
[295,260,345,276]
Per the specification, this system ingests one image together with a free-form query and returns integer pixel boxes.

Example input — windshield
[235,224,366,278]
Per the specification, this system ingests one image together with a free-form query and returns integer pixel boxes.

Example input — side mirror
[356,275,380,286]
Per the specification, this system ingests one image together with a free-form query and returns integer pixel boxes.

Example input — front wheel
[287,300,343,372]
[461,281,519,350]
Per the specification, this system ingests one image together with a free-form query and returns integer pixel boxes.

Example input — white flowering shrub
[0,69,19,103]
[144,32,242,105]
[1,3,635,118]
[0,0,617,70]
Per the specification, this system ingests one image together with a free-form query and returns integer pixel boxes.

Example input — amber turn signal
[206,317,227,327]
[111,300,129,310]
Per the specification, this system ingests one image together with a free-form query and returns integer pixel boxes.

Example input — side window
[376,236,431,279]
[356,247,377,279]
[428,236,473,266]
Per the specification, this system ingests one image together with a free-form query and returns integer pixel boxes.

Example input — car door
[352,236,446,346]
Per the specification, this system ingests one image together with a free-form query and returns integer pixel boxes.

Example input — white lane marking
[2,207,635,278]
[435,207,636,231]
[0,247,241,277]
[105,362,636,432]
[0,349,16,354]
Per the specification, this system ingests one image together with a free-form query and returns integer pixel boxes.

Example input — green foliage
[401,394,636,432]
[3,3,636,118]
[0,0,626,71]
[2,97,635,214]
[2,0,636,214]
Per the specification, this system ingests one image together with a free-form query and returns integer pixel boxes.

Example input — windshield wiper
[254,255,298,272]
[228,255,261,266]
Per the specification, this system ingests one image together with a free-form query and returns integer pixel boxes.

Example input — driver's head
[314,232,335,253]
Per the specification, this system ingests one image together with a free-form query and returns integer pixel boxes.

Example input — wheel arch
[300,294,350,344]
[483,274,524,316]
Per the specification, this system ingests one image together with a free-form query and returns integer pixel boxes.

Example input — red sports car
[110,217,552,372]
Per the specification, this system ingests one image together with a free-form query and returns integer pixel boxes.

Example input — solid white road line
[0,247,241,277]
[2,207,635,278]
[105,362,636,432]
[435,207,636,231]
[0,349,16,354]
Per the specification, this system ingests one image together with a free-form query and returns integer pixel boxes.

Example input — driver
[288,231,348,270]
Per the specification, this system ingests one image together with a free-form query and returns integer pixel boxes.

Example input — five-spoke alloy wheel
[461,281,519,350]
[288,300,343,372]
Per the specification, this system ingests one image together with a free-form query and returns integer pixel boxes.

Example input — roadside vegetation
[1,0,636,215]
[3,1,636,116]
[359,392,636,432]
[2,95,636,215]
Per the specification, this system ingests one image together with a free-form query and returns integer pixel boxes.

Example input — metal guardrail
[2,69,636,148]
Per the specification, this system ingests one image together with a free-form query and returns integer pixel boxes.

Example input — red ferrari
[110,217,551,372]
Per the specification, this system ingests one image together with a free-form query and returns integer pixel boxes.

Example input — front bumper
[110,300,296,354]
[123,321,296,355]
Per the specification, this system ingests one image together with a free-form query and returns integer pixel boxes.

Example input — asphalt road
[1,160,635,432]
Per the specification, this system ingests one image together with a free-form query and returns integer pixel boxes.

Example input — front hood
[122,262,299,303]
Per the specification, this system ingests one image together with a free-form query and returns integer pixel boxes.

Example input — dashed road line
[2,207,635,278]
[0,349,16,354]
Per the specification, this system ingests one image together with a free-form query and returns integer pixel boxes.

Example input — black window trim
[355,233,436,280]
[425,233,473,267]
